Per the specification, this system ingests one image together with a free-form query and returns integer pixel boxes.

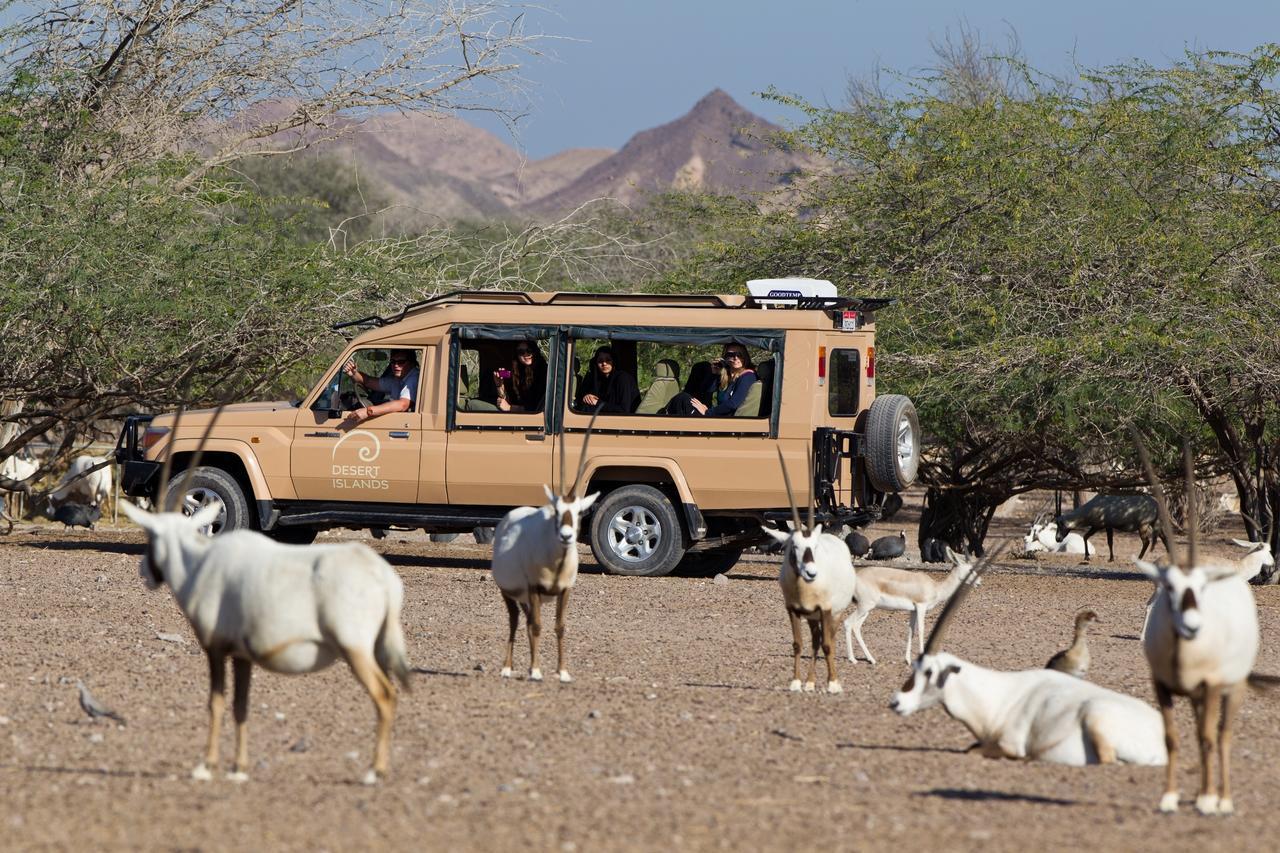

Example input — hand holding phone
[497,368,512,379]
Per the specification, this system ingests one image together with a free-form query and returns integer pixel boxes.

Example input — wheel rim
[896,415,916,472]
[178,487,227,535]
[606,505,663,563]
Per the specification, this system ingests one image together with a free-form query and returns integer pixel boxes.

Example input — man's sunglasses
[515,347,533,354]
[722,352,744,360]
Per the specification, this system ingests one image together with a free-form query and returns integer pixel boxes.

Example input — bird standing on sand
[77,680,126,724]
[1045,609,1100,678]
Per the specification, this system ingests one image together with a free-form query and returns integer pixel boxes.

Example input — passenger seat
[457,364,498,412]
[636,359,681,414]
[734,358,775,418]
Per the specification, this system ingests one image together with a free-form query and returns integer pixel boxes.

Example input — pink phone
[497,368,512,379]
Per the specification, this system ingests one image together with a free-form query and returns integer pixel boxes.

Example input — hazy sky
[470,0,1280,159]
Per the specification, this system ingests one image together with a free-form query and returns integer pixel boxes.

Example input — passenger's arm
[706,372,757,416]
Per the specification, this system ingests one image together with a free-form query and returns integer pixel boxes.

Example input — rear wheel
[472,526,496,545]
[161,466,251,536]
[864,394,920,494]
[590,485,685,576]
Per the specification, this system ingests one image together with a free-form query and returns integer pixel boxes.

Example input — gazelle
[491,411,600,683]
[1134,437,1259,815]
[763,448,857,694]
[843,547,979,665]
[890,542,1167,766]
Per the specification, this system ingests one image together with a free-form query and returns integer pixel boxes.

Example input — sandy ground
[2,512,1279,852]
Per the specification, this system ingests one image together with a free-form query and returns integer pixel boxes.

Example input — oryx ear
[1206,564,1245,582]
[937,663,962,687]
[1231,538,1264,553]
[120,499,151,527]
[812,523,823,538]
[761,525,790,545]
[1135,559,1162,580]
[189,502,222,532]
[543,484,557,504]
[578,492,600,511]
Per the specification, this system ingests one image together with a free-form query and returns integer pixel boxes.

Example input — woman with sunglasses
[496,341,548,413]
[342,349,419,423]
[663,344,757,416]
[575,345,641,414]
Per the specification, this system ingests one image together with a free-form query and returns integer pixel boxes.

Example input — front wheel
[161,466,251,536]
[864,394,920,494]
[589,485,685,576]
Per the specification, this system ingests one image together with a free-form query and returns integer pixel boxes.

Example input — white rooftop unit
[746,277,837,307]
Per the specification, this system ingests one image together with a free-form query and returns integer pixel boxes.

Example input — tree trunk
[919,487,1004,557]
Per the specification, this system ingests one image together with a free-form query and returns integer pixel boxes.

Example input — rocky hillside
[236,90,806,222]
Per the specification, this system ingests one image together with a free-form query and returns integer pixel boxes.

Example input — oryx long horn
[169,404,230,509]
[1183,442,1198,569]
[922,540,1009,656]
[559,417,567,495]
[776,447,804,535]
[806,448,816,532]
[157,407,186,512]
[1131,427,1181,568]
[569,406,602,499]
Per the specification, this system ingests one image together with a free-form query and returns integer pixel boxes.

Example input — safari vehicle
[116,279,919,577]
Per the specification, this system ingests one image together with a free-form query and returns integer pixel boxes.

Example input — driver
[342,349,419,423]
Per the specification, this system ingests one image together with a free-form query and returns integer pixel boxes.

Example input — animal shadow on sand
[836,741,969,756]
[916,788,1078,806]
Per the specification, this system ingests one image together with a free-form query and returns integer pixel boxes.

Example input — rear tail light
[817,346,827,386]
[142,427,169,451]
[866,346,876,379]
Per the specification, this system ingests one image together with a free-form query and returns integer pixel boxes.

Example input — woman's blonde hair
[718,345,754,390]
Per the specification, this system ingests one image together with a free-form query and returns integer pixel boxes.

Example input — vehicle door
[445,328,556,507]
[291,347,424,502]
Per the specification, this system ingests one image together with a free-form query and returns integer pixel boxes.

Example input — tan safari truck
[115,279,919,576]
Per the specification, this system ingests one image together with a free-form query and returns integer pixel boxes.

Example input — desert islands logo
[331,429,390,490]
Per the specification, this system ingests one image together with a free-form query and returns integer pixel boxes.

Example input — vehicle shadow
[914,787,1078,806]
[6,539,142,556]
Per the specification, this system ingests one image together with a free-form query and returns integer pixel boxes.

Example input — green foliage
[652,47,1280,501]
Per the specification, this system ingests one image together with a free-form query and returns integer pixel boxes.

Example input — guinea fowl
[845,529,870,558]
[868,530,906,560]
[1045,609,1100,678]
[54,502,101,531]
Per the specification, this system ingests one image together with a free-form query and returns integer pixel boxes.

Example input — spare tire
[864,394,920,493]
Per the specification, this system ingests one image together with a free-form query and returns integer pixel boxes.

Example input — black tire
[864,394,920,494]
[162,466,251,536]
[430,532,460,544]
[266,527,318,545]
[675,548,743,578]
[472,526,496,545]
[589,485,685,576]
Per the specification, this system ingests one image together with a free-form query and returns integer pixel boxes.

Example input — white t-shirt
[375,368,419,410]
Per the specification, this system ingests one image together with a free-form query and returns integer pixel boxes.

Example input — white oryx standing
[890,542,1168,767]
[126,413,410,785]
[763,448,857,694]
[491,412,600,683]
[1134,437,1260,815]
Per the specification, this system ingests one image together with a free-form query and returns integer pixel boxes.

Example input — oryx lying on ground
[890,543,1167,767]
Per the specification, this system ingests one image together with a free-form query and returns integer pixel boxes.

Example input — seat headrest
[654,359,680,382]
[755,359,776,381]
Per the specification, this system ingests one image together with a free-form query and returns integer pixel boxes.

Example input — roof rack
[331,289,892,334]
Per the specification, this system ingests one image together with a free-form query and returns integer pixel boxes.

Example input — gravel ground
[2,514,1279,852]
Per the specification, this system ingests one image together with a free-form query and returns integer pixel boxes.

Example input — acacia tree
[653,46,1280,556]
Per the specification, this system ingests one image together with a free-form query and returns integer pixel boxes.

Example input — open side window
[309,347,423,417]
[450,326,556,431]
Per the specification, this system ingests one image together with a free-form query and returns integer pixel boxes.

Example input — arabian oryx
[491,410,601,683]
[763,447,857,694]
[890,542,1167,766]
[1134,437,1261,815]
[124,412,410,785]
